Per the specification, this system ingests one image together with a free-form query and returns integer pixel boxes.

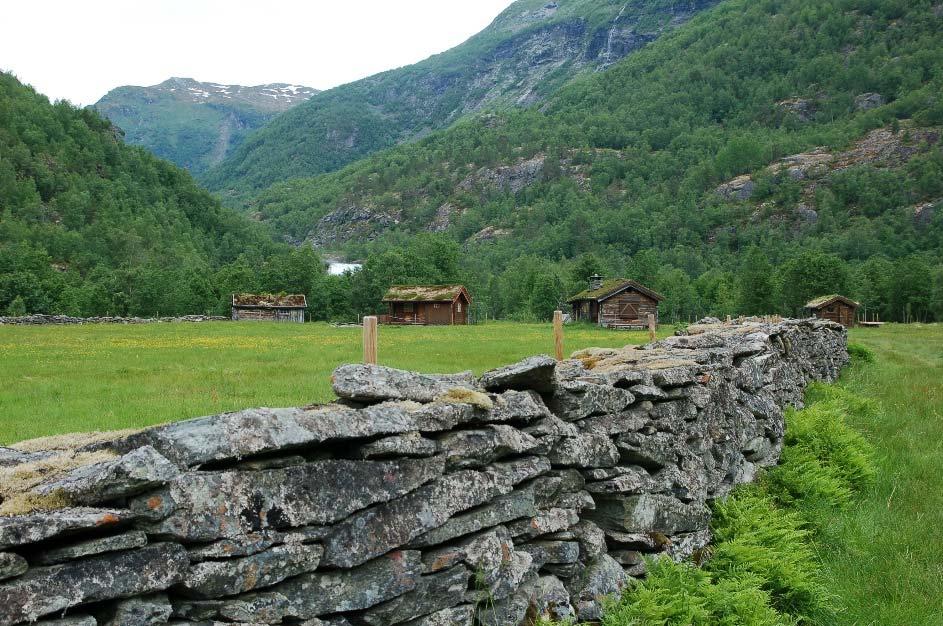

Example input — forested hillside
[95,78,318,175]
[201,0,719,198]
[248,0,943,323]
[0,73,332,317]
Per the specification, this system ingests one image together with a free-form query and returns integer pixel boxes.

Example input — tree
[530,271,565,321]
[738,247,775,315]
[777,251,851,315]
[5,295,26,316]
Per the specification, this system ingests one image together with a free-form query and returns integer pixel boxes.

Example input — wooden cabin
[232,293,307,323]
[568,275,664,329]
[804,295,858,327]
[382,285,471,325]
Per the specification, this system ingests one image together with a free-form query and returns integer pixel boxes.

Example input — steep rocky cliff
[202,0,720,196]
[94,78,318,174]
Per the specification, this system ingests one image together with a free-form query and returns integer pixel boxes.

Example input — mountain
[94,78,318,175]
[0,72,324,318]
[201,0,720,198]
[247,0,943,322]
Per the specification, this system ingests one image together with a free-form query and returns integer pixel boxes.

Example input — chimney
[589,273,603,290]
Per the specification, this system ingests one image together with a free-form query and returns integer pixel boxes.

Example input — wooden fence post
[553,310,564,362]
[647,313,656,343]
[363,316,378,365]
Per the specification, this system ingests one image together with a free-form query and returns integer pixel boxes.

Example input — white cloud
[0,0,514,105]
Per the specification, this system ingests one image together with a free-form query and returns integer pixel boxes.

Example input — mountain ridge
[201,0,720,198]
[94,78,318,174]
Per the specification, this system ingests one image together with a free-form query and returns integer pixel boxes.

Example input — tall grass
[0,321,666,444]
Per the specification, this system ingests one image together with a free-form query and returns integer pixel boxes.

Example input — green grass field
[0,321,662,445]
[818,324,943,625]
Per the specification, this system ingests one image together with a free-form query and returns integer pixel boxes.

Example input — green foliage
[0,72,342,318]
[5,295,26,316]
[601,559,790,626]
[846,342,875,364]
[764,392,876,510]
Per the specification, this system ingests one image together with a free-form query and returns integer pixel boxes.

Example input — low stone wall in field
[0,314,228,325]
[0,318,848,626]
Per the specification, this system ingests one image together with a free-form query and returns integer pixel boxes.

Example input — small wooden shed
[568,275,664,329]
[382,285,471,325]
[232,293,307,323]
[804,295,858,327]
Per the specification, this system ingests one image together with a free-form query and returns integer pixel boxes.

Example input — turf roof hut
[231,293,307,323]
[804,294,858,327]
[382,285,471,325]
[568,274,665,329]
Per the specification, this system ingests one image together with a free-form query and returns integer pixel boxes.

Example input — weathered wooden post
[647,313,656,343]
[553,310,565,362]
[363,316,378,365]
[725,315,732,325]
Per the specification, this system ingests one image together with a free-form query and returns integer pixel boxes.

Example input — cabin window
[404,302,414,313]
[433,303,440,309]
[457,302,462,313]
[827,306,835,313]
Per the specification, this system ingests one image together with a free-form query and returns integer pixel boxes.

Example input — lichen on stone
[435,387,494,410]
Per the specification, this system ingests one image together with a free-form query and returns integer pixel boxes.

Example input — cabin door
[619,300,639,322]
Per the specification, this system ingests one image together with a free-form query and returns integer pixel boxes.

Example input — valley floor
[0,321,661,444]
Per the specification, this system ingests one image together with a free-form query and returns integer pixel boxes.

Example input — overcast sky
[1,0,514,106]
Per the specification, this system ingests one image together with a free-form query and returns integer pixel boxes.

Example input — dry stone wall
[0,318,848,626]
[0,315,228,325]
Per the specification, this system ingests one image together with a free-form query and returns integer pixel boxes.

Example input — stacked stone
[0,315,228,325]
[0,318,847,626]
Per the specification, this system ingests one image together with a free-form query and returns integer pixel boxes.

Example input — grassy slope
[0,321,666,444]
[820,325,943,624]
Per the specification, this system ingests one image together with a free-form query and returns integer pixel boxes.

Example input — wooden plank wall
[599,291,658,326]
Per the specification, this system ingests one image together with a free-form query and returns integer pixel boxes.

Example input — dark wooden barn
[804,294,858,327]
[568,275,664,329]
[232,293,307,323]
[382,285,471,325]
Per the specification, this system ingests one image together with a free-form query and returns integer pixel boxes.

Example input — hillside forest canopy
[1,0,943,323]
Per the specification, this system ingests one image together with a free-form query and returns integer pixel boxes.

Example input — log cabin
[231,293,307,323]
[804,294,858,327]
[568,275,664,329]
[382,285,471,325]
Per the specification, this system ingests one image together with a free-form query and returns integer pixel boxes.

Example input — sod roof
[804,294,859,309]
[567,279,664,303]
[382,285,469,302]
[232,293,308,308]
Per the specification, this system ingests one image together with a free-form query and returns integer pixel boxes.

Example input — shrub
[709,489,837,623]
[765,393,875,510]
[600,558,791,626]
[846,343,875,365]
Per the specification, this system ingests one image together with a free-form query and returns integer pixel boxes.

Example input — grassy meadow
[815,324,943,625]
[0,321,665,445]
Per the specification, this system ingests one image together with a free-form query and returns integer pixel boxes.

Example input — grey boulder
[0,542,188,624]
[479,356,556,393]
[332,364,475,403]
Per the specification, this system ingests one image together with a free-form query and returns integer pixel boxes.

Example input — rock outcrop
[0,318,847,625]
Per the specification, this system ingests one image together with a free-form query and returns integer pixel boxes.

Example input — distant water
[328,262,362,275]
